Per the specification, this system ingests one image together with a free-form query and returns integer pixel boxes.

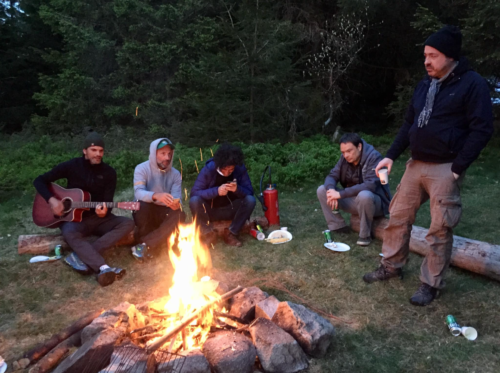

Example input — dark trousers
[189,195,256,235]
[133,202,186,253]
[60,214,135,272]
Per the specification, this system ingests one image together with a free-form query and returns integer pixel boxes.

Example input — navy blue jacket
[386,58,494,175]
[190,159,254,201]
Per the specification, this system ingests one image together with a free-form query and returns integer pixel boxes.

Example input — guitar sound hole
[62,198,73,213]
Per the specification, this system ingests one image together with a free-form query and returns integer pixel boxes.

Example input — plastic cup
[461,326,478,341]
[280,227,288,231]
[378,168,389,185]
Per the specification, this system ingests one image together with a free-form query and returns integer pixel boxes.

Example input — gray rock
[255,296,280,320]
[229,287,268,323]
[82,302,145,344]
[53,328,125,373]
[157,349,210,373]
[249,318,309,373]
[202,330,257,373]
[271,302,335,358]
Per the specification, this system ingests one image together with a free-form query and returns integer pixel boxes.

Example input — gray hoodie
[133,138,182,205]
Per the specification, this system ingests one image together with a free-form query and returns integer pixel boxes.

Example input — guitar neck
[71,202,119,209]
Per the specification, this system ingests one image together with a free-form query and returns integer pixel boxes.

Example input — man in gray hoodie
[317,133,392,246]
[131,138,184,261]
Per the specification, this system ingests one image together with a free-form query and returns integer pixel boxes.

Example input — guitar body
[32,183,90,228]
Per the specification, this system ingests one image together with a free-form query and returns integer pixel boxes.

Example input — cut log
[21,309,104,365]
[350,215,500,282]
[18,230,135,255]
[28,331,82,373]
[210,216,269,237]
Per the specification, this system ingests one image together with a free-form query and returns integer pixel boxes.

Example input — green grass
[0,140,499,372]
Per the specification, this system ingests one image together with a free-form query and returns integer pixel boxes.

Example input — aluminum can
[54,244,62,257]
[323,230,333,243]
[446,315,462,337]
[250,229,265,241]
[256,225,264,234]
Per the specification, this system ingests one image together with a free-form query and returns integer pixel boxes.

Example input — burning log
[18,309,103,366]
[146,286,244,352]
[350,215,500,282]
[213,311,248,325]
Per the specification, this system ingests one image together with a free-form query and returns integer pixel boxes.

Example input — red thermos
[259,166,280,226]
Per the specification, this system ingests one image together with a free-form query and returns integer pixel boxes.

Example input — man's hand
[49,197,64,216]
[153,192,174,206]
[326,189,341,200]
[327,198,339,210]
[218,184,229,196]
[169,199,181,210]
[96,203,108,218]
[225,182,237,193]
[375,158,394,177]
[453,172,459,180]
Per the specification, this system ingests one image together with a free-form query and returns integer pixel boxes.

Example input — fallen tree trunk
[28,331,82,373]
[20,309,104,365]
[19,217,268,255]
[350,215,500,282]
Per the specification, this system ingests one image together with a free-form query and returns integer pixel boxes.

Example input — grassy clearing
[0,141,499,372]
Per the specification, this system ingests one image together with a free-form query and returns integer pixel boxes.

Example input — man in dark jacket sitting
[317,133,392,247]
[190,143,256,247]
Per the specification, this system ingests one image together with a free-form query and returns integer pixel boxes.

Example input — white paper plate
[266,230,293,244]
[324,242,350,252]
[0,362,7,373]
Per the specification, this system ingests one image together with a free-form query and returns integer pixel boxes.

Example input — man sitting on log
[190,143,256,247]
[363,26,494,306]
[131,138,185,262]
[33,131,134,287]
[317,133,392,246]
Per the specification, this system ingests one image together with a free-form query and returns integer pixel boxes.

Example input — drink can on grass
[323,230,333,243]
[256,225,264,234]
[250,228,265,241]
[446,315,462,336]
[54,244,62,257]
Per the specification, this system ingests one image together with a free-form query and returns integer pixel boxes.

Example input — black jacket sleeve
[386,89,416,161]
[451,76,494,175]
[33,160,73,202]
[324,158,342,190]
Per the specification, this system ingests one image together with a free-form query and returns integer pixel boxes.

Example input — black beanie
[83,130,105,149]
[424,25,462,60]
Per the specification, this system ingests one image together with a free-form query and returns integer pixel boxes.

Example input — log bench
[350,215,500,282]
[18,217,269,255]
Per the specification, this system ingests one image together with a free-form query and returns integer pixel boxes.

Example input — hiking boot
[409,283,439,306]
[131,243,152,263]
[112,267,126,280]
[333,226,351,234]
[223,228,242,247]
[357,236,372,246]
[64,252,92,275]
[97,267,116,287]
[201,230,218,246]
[363,265,403,284]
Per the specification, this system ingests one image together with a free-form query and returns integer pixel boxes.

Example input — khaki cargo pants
[381,159,464,289]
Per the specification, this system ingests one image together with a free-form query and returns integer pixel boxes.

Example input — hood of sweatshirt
[149,138,175,175]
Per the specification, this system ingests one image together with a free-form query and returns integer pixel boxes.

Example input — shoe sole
[98,271,116,287]
[115,269,127,281]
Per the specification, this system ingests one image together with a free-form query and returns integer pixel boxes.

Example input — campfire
[20,220,337,373]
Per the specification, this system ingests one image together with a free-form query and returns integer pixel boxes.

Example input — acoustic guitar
[33,183,140,228]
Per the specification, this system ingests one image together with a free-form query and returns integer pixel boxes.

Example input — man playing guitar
[33,131,134,287]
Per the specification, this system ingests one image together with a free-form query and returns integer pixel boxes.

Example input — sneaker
[97,267,116,287]
[363,265,403,284]
[223,228,242,247]
[357,236,372,246]
[112,267,127,280]
[332,226,351,234]
[131,243,151,263]
[64,252,92,275]
[409,283,439,306]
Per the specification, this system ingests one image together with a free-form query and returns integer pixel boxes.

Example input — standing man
[33,131,134,287]
[189,143,256,247]
[317,133,392,246]
[131,138,185,261]
[363,26,494,306]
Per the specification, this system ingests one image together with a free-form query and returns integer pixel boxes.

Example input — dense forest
[1,0,499,145]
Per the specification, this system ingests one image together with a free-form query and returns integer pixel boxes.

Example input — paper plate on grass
[0,362,7,373]
[324,242,350,252]
[266,230,292,244]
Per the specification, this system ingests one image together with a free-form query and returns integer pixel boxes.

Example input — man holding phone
[131,138,185,261]
[190,143,256,247]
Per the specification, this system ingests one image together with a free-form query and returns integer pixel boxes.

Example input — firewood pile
[12,281,336,373]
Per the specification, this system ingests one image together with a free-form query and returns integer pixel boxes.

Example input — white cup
[378,168,389,185]
[461,326,478,341]
[280,227,288,231]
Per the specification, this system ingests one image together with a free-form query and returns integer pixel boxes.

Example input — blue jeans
[189,195,256,235]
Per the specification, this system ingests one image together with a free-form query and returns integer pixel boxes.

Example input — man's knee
[243,195,256,208]
[356,190,375,205]
[189,196,204,212]
[118,217,135,231]
[316,185,326,199]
